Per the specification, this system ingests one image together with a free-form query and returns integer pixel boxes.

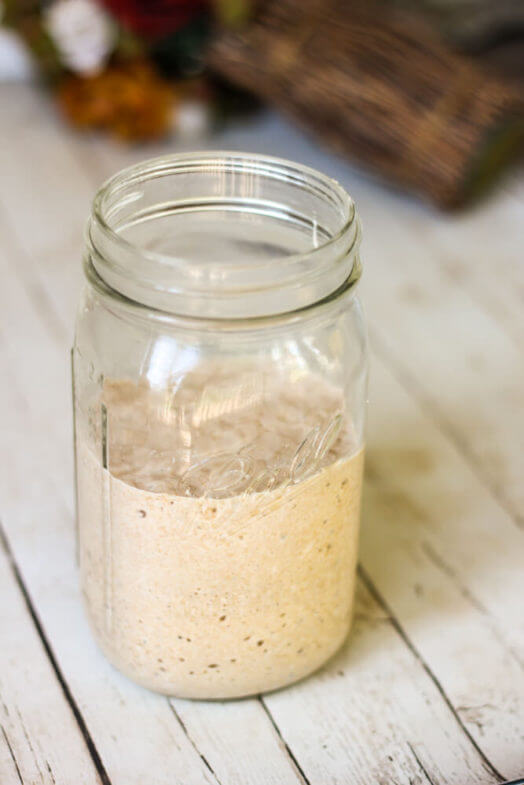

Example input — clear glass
[73,152,367,699]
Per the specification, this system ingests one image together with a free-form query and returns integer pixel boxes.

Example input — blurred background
[1,0,523,207]
[1,4,524,782]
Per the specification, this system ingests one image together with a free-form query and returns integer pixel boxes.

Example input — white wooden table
[1,83,523,785]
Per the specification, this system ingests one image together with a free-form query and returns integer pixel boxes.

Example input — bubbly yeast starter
[77,366,364,698]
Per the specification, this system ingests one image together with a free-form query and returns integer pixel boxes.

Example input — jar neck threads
[87,152,361,319]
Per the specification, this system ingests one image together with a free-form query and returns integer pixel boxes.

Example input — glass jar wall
[73,153,367,699]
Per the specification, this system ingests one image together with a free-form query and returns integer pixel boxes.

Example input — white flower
[45,0,114,76]
[173,100,212,139]
[0,29,35,81]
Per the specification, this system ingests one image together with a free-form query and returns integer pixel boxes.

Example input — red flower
[100,0,208,39]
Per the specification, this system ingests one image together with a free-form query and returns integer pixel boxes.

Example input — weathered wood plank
[170,699,306,785]
[0,242,221,785]
[360,358,524,777]
[358,210,524,526]
[0,202,307,785]
[264,579,497,785]
[2,211,496,785]
[1,83,522,783]
[239,114,524,524]
[258,358,524,782]
[0,531,102,785]
[0,88,309,785]
[366,352,524,658]
[404,191,524,349]
[1,171,496,785]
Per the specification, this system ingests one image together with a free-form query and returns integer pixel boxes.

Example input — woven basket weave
[209,0,524,207]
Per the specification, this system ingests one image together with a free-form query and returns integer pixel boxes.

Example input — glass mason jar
[73,152,367,699]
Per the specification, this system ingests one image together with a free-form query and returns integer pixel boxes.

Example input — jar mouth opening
[88,152,361,319]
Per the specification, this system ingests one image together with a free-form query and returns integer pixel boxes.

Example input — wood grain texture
[1,83,523,784]
[0,89,309,785]
[0,153,492,785]
[362,356,524,775]
[264,579,497,785]
[170,699,305,785]
[0,531,102,785]
[0,238,222,785]
[360,208,524,527]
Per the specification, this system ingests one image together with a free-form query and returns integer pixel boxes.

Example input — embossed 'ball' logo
[181,453,256,497]
[181,414,343,497]
[291,414,343,483]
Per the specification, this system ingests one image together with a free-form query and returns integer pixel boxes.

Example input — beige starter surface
[76,369,364,698]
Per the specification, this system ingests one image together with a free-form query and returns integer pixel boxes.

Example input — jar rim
[83,251,362,332]
[87,151,361,319]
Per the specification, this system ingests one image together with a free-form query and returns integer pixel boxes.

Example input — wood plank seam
[419,540,523,669]
[0,522,112,785]
[45,759,57,785]
[2,149,485,783]
[441,269,522,354]
[257,698,311,785]
[404,219,524,354]
[166,702,221,784]
[0,222,516,782]
[0,241,304,783]
[368,325,523,529]
[406,742,435,785]
[1,238,518,781]
[364,462,523,672]
[14,703,51,785]
[1,726,24,785]
[1,89,521,780]
[358,565,504,782]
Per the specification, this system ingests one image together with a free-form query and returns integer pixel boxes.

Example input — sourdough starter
[76,367,364,698]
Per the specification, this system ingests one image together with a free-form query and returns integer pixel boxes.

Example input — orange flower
[57,59,175,140]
